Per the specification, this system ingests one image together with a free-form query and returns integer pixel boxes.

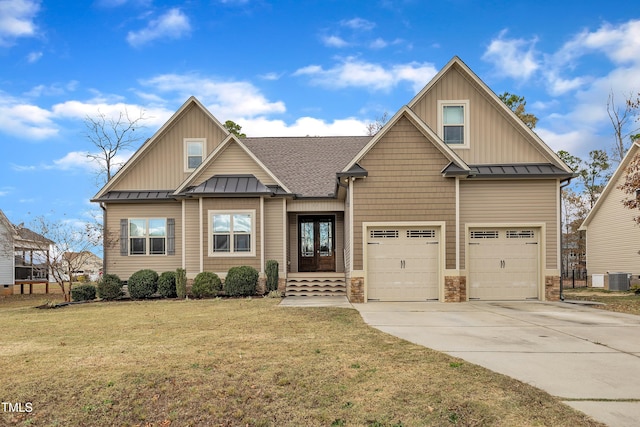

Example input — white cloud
[340,18,375,31]
[294,58,438,92]
[259,72,283,81]
[24,80,78,98]
[26,50,42,63]
[238,116,369,137]
[0,0,40,46]
[140,73,286,118]
[322,35,349,48]
[369,38,387,49]
[126,8,191,47]
[482,29,540,80]
[51,98,172,129]
[0,92,57,139]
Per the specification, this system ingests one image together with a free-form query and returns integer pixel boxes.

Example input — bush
[128,269,158,299]
[191,272,222,298]
[265,260,279,292]
[224,266,259,297]
[97,274,123,300]
[71,284,96,302]
[176,268,187,299]
[158,271,177,298]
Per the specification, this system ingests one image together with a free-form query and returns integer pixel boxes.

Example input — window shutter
[120,219,128,256]
[167,218,175,255]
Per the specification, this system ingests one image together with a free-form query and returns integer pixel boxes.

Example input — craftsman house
[92,57,573,303]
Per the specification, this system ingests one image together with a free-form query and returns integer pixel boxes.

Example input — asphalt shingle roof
[242,136,371,197]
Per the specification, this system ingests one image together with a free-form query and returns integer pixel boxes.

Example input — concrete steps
[285,273,346,297]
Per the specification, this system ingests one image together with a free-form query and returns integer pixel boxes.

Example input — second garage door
[367,227,440,301]
[468,228,539,300]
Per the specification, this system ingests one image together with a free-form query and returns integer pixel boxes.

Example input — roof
[581,141,640,230]
[243,136,371,197]
[181,174,274,196]
[445,163,576,179]
[14,226,54,245]
[93,190,175,202]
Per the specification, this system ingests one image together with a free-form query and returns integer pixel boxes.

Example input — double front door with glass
[298,216,335,272]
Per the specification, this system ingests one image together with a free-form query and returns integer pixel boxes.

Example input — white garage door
[367,227,440,301]
[468,228,539,300]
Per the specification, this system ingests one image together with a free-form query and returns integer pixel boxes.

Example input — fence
[561,269,587,288]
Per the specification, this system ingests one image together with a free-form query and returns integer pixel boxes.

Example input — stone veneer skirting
[444,276,466,302]
[545,275,561,301]
[347,277,365,303]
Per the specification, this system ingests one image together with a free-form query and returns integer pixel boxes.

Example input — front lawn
[0,296,603,426]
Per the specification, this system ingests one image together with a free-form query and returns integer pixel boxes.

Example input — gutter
[559,178,573,302]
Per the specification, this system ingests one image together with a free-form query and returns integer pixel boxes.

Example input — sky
[1,0,640,250]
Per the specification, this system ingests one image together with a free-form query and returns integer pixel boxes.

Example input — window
[129,219,167,255]
[209,210,255,256]
[184,138,206,171]
[438,100,470,148]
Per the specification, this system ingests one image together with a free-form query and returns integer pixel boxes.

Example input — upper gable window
[184,138,206,172]
[438,100,470,149]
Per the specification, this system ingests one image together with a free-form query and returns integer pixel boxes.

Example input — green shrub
[158,271,177,298]
[97,274,123,300]
[176,268,187,299]
[191,272,222,298]
[265,260,279,292]
[71,284,96,302]
[128,269,158,299]
[224,266,259,297]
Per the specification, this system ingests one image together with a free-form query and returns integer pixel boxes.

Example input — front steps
[285,272,347,297]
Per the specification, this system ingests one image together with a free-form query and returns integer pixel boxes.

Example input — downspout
[100,202,107,276]
[559,179,572,301]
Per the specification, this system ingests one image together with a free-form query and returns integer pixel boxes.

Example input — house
[580,141,640,286]
[92,56,573,303]
[61,251,103,282]
[0,209,53,295]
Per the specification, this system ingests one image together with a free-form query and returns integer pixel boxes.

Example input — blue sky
[1,0,640,246]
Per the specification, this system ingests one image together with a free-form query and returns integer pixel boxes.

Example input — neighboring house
[61,251,103,282]
[92,56,573,303]
[580,141,640,283]
[0,209,54,294]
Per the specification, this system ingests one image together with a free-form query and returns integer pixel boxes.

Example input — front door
[298,216,335,272]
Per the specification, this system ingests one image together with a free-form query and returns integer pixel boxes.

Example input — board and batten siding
[459,179,558,270]
[264,198,285,274]
[411,65,551,165]
[105,202,182,279]
[0,222,14,285]
[585,182,640,276]
[188,142,277,188]
[112,103,228,191]
[352,115,456,271]
[202,198,261,273]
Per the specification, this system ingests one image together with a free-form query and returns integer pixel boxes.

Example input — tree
[365,112,389,136]
[499,92,538,129]
[224,120,246,138]
[580,150,611,209]
[617,151,640,224]
[606,91,640,164]
[85,108,147,184]
[30,215,97,302]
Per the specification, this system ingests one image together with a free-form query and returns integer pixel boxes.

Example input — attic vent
[407,229,435,238]
[370,230,399,239]
[470,231,499,239]
[506,230,535,239]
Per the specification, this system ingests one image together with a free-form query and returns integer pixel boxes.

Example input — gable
[410,59,563,166]
[187,140,278,188]
[96,98,228,195]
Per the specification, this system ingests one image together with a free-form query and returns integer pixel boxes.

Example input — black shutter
[167,218,175,255]
[120,219,128,256]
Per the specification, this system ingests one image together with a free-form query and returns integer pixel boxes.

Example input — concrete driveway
[353,301,640,427]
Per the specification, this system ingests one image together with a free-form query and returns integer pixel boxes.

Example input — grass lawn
[0,295,604,427]
[563,287,640,315]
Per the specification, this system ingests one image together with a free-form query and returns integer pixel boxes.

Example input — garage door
[367,227,440,301]
[468,228,539,300]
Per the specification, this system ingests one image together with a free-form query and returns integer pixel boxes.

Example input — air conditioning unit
[608,273,630,291]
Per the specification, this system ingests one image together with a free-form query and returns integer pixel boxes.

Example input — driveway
[353,301,640,427]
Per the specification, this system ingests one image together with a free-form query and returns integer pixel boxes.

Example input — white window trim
[208,210,256,257]
[129,218,167,256]
[437,100,470,149]
[184,138,207,172]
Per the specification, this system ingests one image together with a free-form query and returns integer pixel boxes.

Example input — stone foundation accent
[444,276,466,302]
[257,277,267,295]
[545,275,561,301]
[348,277,364,303]
[277,278,287,293]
